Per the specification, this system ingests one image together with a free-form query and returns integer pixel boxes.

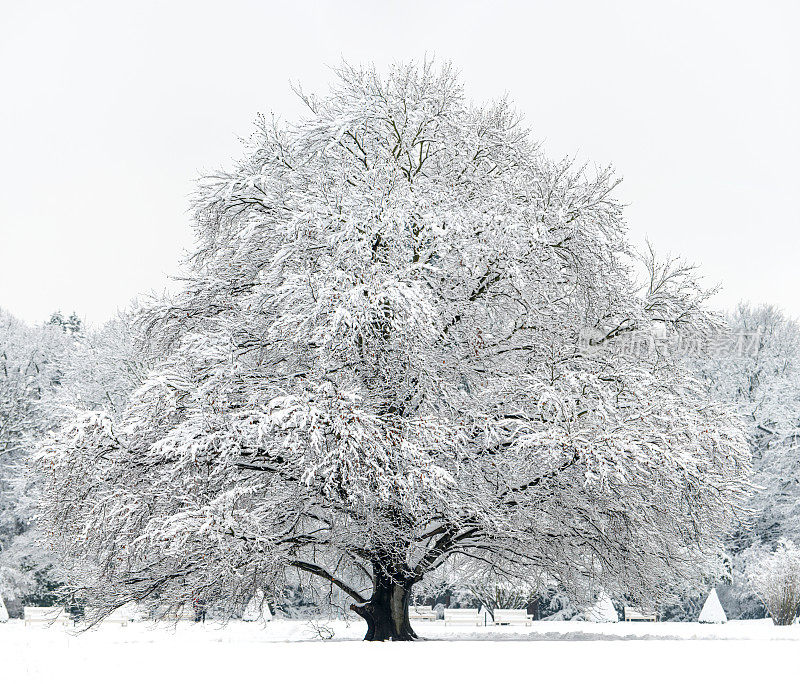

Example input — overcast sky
[2,0,798,324]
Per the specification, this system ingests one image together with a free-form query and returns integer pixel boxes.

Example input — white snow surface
[698,588,728,623]
[2,618,799,683]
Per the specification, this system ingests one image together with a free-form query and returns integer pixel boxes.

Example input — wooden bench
[493,608,532,626]
[409,605,437,621]
[623,606,657,622]
[24,606,72,627]
[444,608,481,626]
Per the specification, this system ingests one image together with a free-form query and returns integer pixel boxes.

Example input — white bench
[623,606,657,622]
[103,606,132,626]
[493,608,532,626]
[24,606,72,627]
[444,608,481,626]
[409,605,437,621]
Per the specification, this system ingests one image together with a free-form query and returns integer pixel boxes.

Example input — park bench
[103,606,132,626]
[23,606,72,627]
[493,608,532,626]
[444,608,481,627]
[409,605,437,621]
[623,606,657,622]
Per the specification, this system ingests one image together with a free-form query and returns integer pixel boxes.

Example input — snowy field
[3,619,800,683]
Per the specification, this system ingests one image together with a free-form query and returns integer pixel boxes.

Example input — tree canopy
[36,61,751,640]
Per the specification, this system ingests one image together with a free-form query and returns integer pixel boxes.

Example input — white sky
[2,0,798,324]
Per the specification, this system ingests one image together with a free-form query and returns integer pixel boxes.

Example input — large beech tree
[37,62,751,640]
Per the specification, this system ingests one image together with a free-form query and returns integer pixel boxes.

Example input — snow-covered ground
[2,618,798,683]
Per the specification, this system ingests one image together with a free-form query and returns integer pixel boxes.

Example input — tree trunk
[351,567,418,641]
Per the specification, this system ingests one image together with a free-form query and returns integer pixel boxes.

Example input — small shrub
[744,538,800,626]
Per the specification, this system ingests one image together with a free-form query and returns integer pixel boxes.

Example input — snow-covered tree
[48,311,82,336]
[1,310,141,611]
[697,304,800,617]
[697,587,726,623]
[465,575,538,613]
[242,588,273,623]
[0,310,69,472]
[702,304,800,549]
[744,539,800,625]
[41,312,145,422]
[36,61,751,640]
[586,591,618,622]
[0,309,74,602]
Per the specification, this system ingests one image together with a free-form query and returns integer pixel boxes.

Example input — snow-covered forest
[2,60,799,643]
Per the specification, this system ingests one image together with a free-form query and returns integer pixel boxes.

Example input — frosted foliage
[35,61,751,626]
[467,578,537,611]
[701,305,800,550]
[0,310,75,597]
[744,539,800,626]
[41,314,145,423]
[698,588,726,623]
[1,310,140,601]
